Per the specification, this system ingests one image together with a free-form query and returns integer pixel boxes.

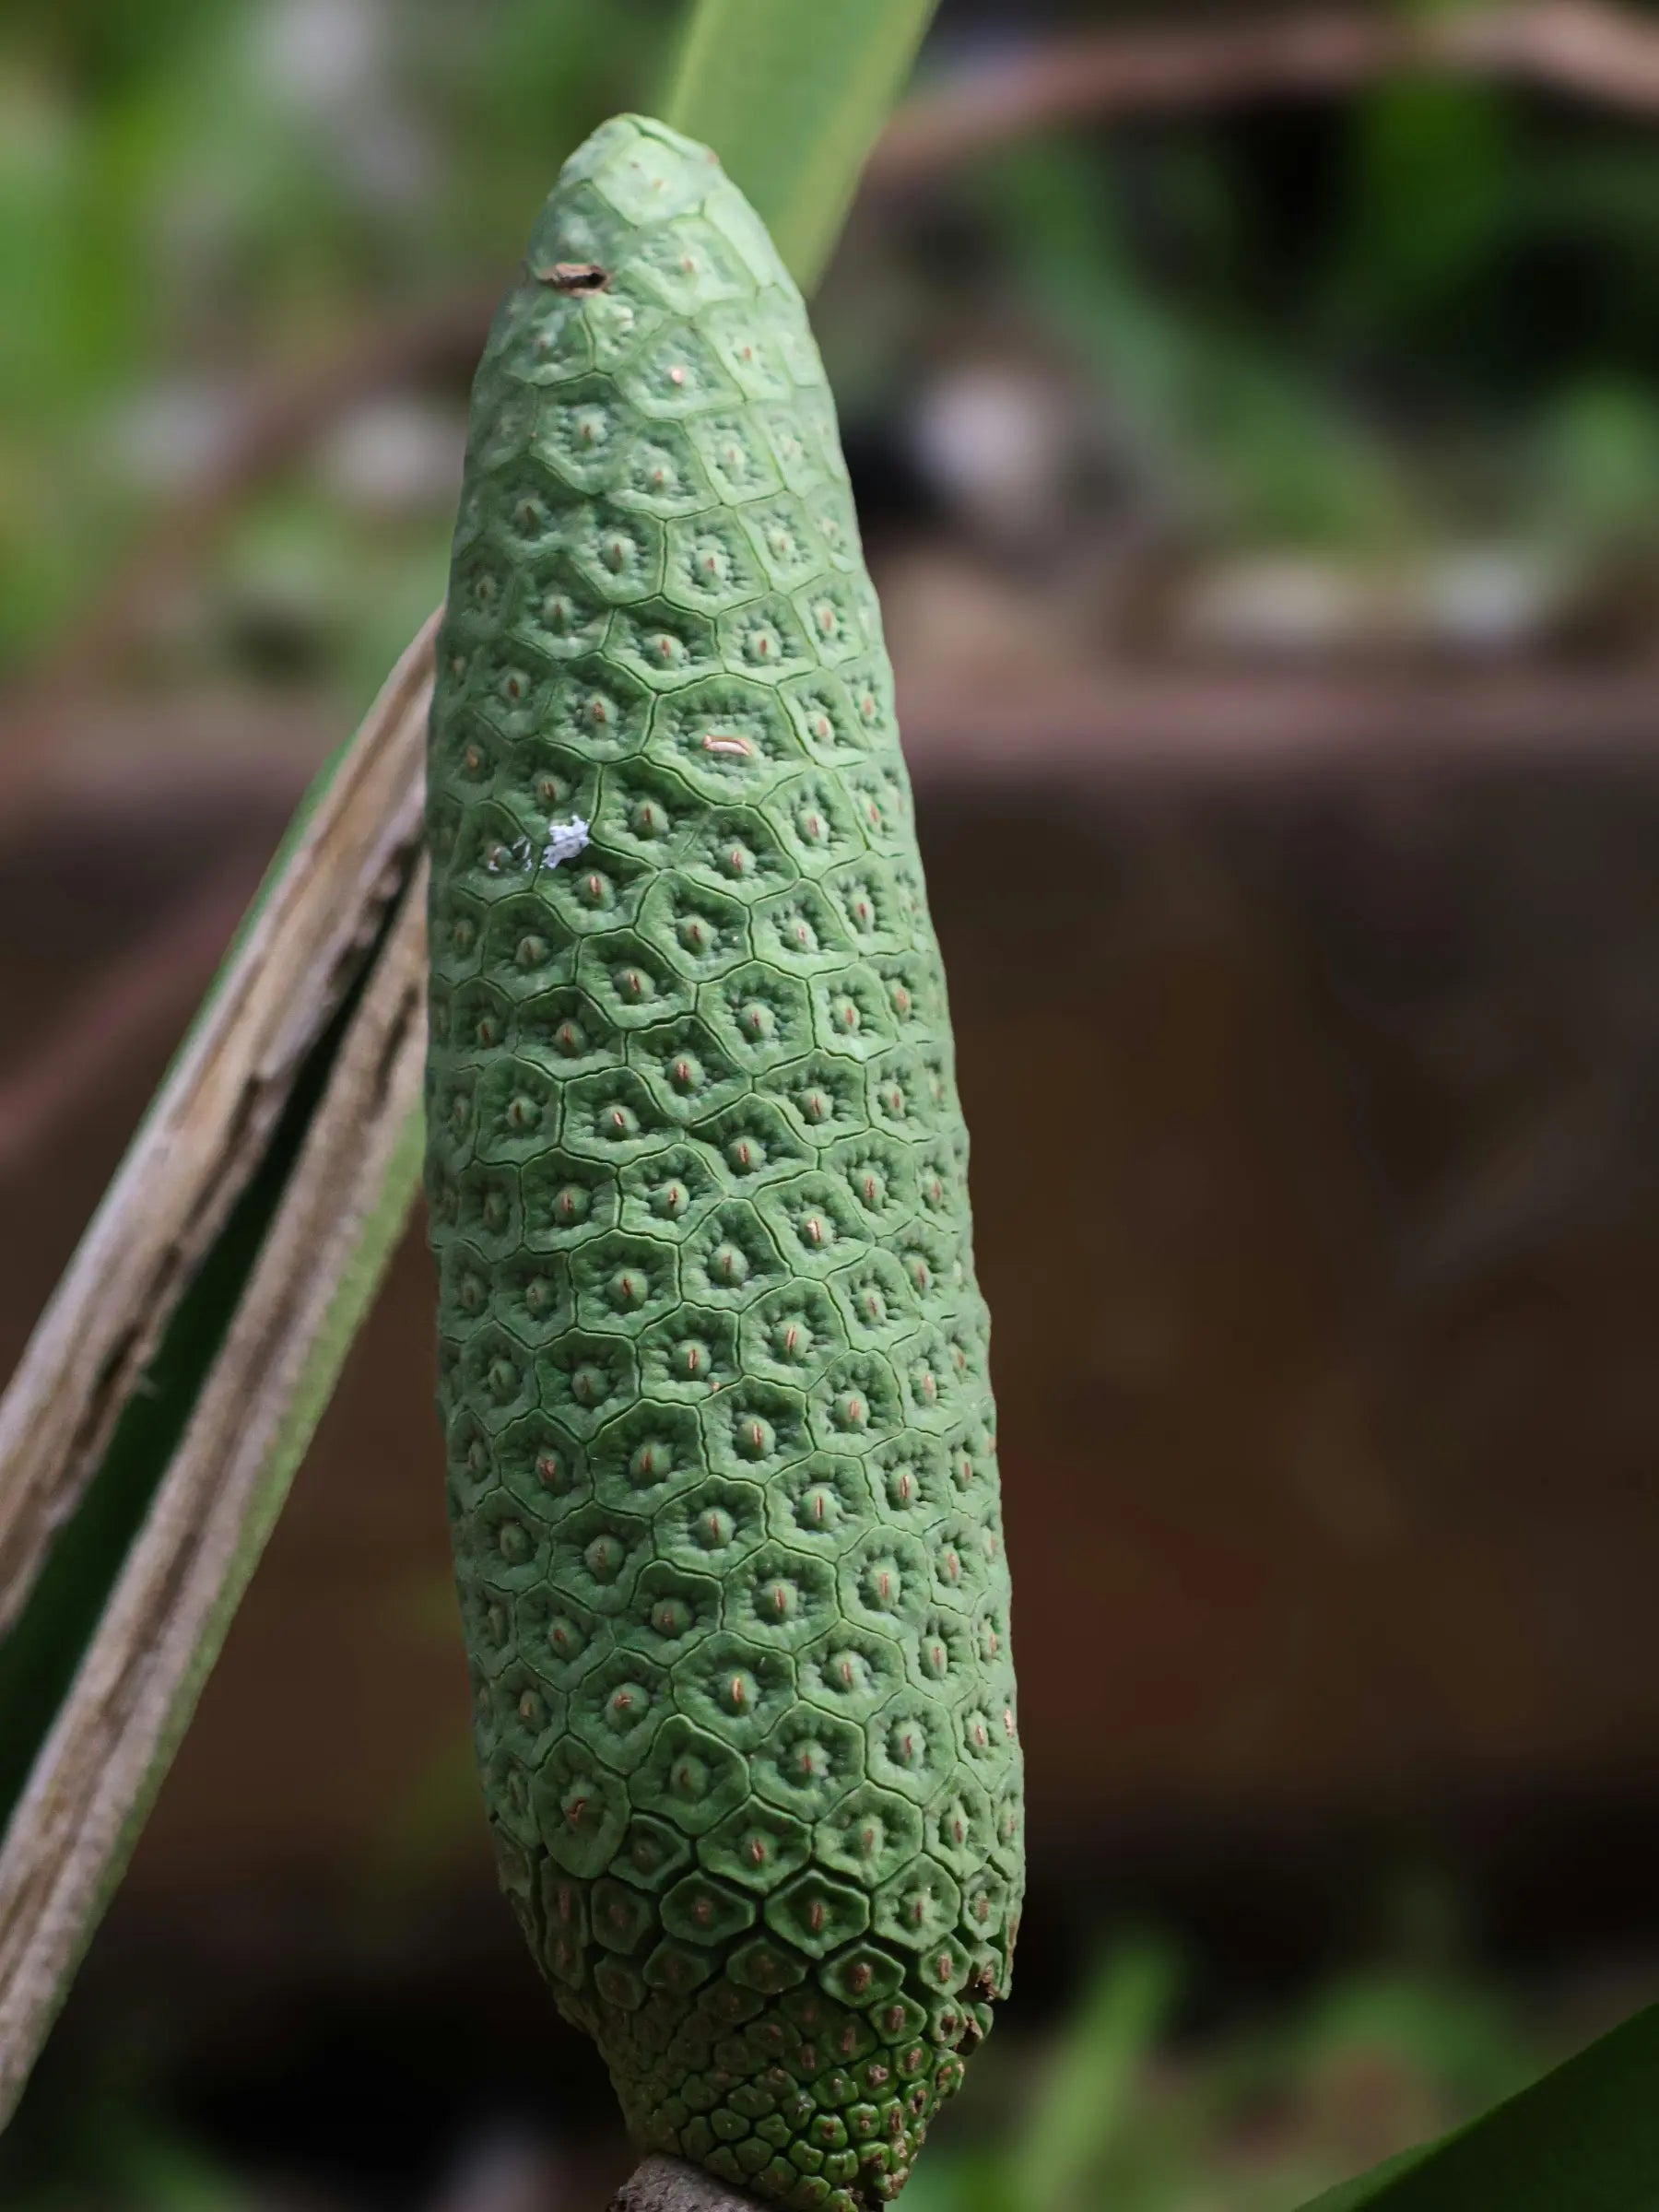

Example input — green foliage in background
[10,0,1659,684]
[969,76,1659,559]
[0,1938,1559,2212]
[897,1947,1545,2212]
[0,0,677,673]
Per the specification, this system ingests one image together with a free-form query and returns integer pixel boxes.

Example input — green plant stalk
[661,0,936,291]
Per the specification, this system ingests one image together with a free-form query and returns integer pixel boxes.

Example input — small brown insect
[538,260,610,292]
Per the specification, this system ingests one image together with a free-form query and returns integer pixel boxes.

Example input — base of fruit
[609,2155,766,2212]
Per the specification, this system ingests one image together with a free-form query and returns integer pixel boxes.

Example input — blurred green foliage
[975,76,1659,556]
[900,1946,1542,2212]
[4,1940,1549,2212]
[7,0,1659,691]
[0,0,677,675]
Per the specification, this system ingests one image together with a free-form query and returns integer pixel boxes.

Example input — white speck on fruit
[542,815,591,870]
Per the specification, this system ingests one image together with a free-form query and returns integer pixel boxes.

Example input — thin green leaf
[1296,2006,1659,2212]
[1013,1939,1182,2212]
[660,0,938,288]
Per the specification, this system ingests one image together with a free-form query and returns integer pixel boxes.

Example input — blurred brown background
[5,2,1659,2206]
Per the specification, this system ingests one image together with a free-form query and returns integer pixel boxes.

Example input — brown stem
[608,2158,768,2212]
[870,1,1659,187]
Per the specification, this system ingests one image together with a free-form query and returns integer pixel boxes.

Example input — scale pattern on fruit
[426,113,1021,2210]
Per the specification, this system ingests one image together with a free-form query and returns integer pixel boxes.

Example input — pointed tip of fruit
[522,111,793,301]
[562,112,720,184]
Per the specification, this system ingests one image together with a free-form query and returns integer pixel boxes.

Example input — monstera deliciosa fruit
[425,113,1021,2209]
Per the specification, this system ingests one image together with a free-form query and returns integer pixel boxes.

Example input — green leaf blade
[661,0,938,287]
[1298,2006,1659,2212]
